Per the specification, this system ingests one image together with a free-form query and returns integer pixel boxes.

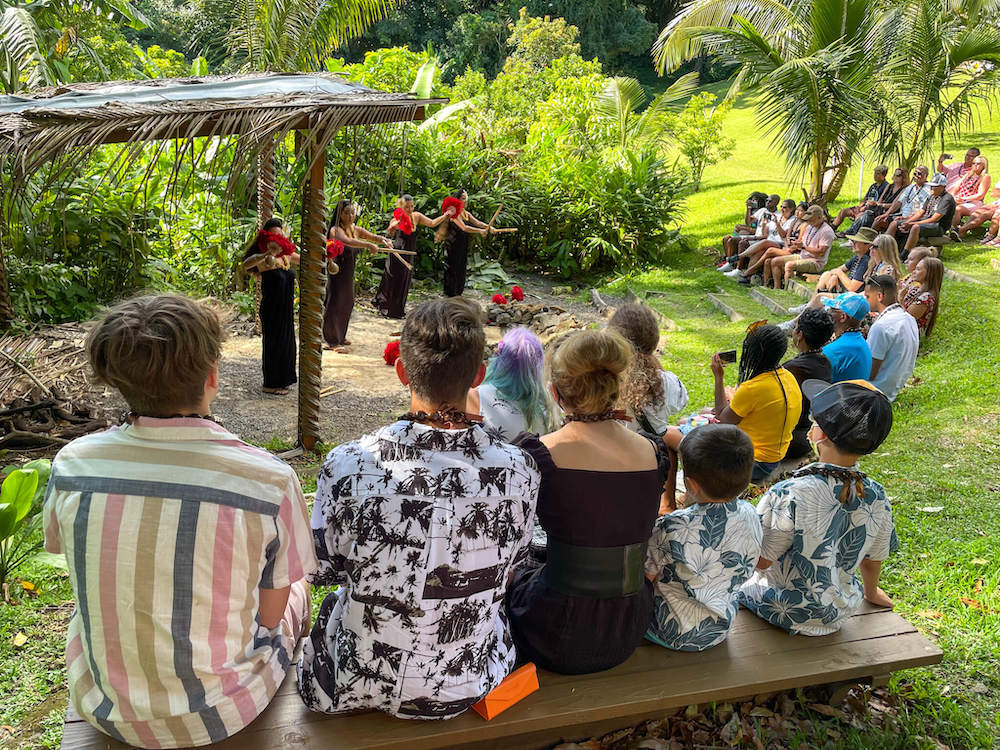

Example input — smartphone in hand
[718,349,738,364]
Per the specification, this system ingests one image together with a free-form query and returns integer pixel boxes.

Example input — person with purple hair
[467,327,552,441]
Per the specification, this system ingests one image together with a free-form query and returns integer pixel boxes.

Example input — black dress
[442,221,470,297]
[323,246,356,347]
[374,229,414,319]
[782,350,832,459]
[506,434,665,675]
[259,267,297,389]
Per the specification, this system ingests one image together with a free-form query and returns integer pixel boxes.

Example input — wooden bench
[60,604,940,750]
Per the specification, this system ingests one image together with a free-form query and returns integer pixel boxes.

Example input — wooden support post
[252,135,276,333]
[297,132,326,451]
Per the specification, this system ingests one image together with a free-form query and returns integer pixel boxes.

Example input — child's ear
[471,363,486,389]
[395,357,409,387]
[206,363,219,391]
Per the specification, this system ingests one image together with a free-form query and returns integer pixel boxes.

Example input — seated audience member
[645,425,762,651]
[938,147,980,191]
[299,297,540,719]
[781,308,835,460]
[857,233,904,335]
[467,327,551,441]
[43,295,316,749]
[720,194,779,269]
[864,275,919,402]
[609,304,689,434]
[770,205,835,289]
[901,173,956,255]
[665,325,802,485]
[739,379,897,635]
[832,165,891,234]
[820,293,872,383]
[726,200,804,285]
[949,155,991,239]
[853,168,907,235]
[899,255,943,336]
[506,330,667,675]
[882,166,930,237]
[814,226,874,294]
[956,185,1000,240]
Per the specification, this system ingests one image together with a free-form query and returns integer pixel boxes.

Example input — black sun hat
[801,379,893,455]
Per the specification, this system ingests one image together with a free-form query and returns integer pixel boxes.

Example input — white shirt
[899,183,930,217]
[867,303,919,401]
[627,370,690,435]
[477,383,545,441]
[299,421,540,718]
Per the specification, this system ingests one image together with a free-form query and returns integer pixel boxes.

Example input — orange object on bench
[471,663,539,720]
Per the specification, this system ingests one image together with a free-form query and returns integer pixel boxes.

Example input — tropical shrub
[665,92,734,191]
[0,460,58,590]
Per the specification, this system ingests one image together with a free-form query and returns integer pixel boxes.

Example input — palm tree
[201,0,398,72]
[652,0,891,203]
[595,73,698,151]
[875,0,1000,171]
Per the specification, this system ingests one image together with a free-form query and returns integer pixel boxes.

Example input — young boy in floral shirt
[740,379,897,635]
[645,424,762,651]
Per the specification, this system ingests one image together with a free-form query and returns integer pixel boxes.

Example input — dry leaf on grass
[916,609,944,619]
[12,632,28,647]
[920,506,944,513]
[974,578,984,594]
[971,558,988,566]
[960,597,982,610]
[806,703,850,722]
[20,580,34,591]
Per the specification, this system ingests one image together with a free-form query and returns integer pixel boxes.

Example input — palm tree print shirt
[738,464,898,636]
[297,420,540,719]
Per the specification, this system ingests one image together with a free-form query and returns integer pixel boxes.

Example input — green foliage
[0,460,54,590]
[506,7,580,68]
[664,92,735,191]
[8,260,102,324]
[325,46,450,97]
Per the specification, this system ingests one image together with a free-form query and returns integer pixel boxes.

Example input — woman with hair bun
[506,329,668,675]
[608,304,688,434]
[467,327,552,441]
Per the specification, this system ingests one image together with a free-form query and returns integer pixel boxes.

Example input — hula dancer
[436,189,508,297]
[374,194,453,319]
[323,199,393,353]
[242,218,298,395]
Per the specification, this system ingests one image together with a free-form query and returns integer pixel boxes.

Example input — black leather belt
[544,538,646,598]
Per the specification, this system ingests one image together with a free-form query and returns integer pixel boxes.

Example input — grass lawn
[2,85,999,749]
[597,88,1000,747]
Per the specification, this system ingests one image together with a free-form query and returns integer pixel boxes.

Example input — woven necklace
[399,406,482,429]
[791,464,866,504]
[563,409,630,424]
[125,411,218,424]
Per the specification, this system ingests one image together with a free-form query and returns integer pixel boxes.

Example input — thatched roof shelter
[0,72,444,449]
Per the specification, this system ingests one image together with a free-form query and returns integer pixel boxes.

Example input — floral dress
[738,463,898,636]
[298,420,540,719]
[645,500,762,651]
[900,282,937,332]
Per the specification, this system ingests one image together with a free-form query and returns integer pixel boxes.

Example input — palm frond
[596,76,647,149]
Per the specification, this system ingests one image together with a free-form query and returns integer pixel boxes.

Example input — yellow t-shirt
[729,368,803,463]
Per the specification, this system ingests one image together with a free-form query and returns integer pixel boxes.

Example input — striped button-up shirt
[43,417,317,748]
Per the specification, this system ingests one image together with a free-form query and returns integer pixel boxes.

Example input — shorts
[918,224,944,238]
[788,256,823,274]
[751,460,781,485]
[959,200,983,211]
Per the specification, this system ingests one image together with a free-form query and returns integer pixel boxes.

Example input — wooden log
[749,288,790,316]
[943,267,983,285]
[785,279,812,299]
[589,289,610,316]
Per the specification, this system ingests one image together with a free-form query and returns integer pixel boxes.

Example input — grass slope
[602,89,1000,747]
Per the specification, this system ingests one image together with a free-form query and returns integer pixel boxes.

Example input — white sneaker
[723,268,742,278]
[778,319,796,333]
[787,303,807,314]
[718,262,734,273]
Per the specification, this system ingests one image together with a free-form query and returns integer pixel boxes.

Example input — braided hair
[737,324,788,384]
[608,304,664,418]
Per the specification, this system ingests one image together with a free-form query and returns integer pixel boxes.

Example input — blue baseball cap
[822,292,869,321]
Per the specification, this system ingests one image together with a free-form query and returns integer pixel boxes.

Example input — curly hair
[608,304,664,418]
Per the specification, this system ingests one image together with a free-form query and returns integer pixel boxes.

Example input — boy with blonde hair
[43,294,316,748]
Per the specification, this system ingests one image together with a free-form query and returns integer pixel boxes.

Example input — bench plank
[61,609,940,750]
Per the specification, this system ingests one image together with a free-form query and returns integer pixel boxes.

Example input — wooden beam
[297,132,326,451]
[706,293,744,322]
[749,287,790,316]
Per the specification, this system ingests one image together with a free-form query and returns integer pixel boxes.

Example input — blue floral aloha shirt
[739,463,899,636]
[645,500,763,651]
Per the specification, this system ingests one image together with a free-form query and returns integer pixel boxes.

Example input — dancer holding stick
[374,194,454,319]
[323,199,393,353]
[436,189,504,297]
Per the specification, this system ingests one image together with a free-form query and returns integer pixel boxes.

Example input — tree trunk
[0,229,14,329]
[824,157,851,204]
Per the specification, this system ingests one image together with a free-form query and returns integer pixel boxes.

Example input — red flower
[492,294,508,305]
[326,239,345,259]
[392,207,414,235]
[510,285,524,301]
[383,340,401,366]
[257,230,296,258]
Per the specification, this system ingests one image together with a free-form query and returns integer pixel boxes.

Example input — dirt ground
[213,282,604,448]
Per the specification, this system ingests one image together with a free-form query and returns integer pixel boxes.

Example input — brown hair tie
[399,406,483,429]
[790,464,866,504]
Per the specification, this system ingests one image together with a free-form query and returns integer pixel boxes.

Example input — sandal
[262,387,290,396]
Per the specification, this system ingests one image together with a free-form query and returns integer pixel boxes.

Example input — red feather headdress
[441,196,465,217]
[393,207,414,235]
[257,230,296,258]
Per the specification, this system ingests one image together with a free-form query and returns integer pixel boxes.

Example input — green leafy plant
[664,92,735,191]
[0,459,57,591]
